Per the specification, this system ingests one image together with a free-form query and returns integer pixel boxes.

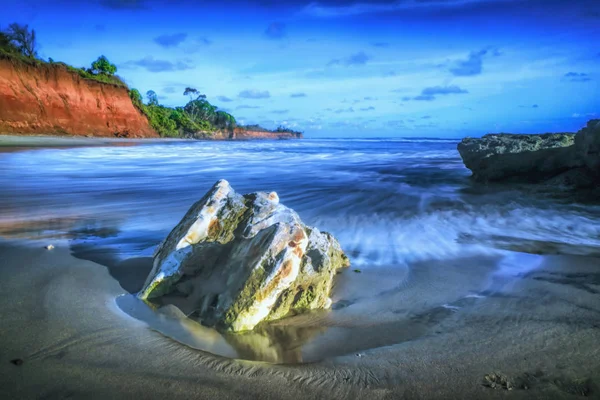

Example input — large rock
[575,119,600,173]
[458,131,582,182]
[138,180,349,332]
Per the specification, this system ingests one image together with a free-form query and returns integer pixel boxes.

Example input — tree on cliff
[146,90,159,106]
[215,110,237,129]
[183,87,207,121]
[183,87,201,101]
[91,55,117,76]
[2,23,37,58]
[0,32,15,52]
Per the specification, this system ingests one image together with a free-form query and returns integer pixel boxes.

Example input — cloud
[271,109,290,114]
[237,105,262,109]
[239,90,271,99]
[421,85,469,95]
[564,72,591,82]
[99,0,147,10]
[346,51,370,65]
[163,86,177,94]
[415,123,438,128]
[422,115,432,119]
[290,92,307,98]
[449,49,488,76]
[413,94,436,101]
[217,96,234,102]
[121,56,194,72]
[403,85,469,101]
[198,37,212,45]
[154,33,188,48]
[387,120,406,128]
[572,112,596,118]
[265,22,286,40]
[363,96,377,100]
[519,104,539,108]
[360,106,375,111]
[302,0,511,17]
[334,107,355,113]
[186,37,212,52]
[328,51,370,67]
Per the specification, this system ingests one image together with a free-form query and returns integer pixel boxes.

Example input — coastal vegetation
[0,22,303,138]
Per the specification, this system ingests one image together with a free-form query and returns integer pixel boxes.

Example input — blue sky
[2,0,599,137]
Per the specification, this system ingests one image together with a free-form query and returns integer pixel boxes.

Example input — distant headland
[0,23,302,140]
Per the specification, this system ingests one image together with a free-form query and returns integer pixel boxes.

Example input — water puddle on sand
[116,292,442,364]
[114,254,533,364]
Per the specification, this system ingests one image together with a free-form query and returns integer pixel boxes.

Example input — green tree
[183,87,200,101]
[129,88,144,110]
[146,90,158,106]
[3,23,37,58]
[184,98,217,123]
[91,55,117,75]
[214,110,236,129]
[183,87,207,121]
[0,32,13,51]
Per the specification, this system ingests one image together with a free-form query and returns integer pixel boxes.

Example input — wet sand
[0,134,188,151]
[2,238,599,399]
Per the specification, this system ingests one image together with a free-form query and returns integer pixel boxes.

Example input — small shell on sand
[45,245,55,250]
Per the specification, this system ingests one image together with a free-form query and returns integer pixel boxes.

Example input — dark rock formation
[575,119,600,172]
[138,180,349,332]
[458,120,600,186]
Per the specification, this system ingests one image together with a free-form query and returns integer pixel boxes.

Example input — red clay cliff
[0,58,158,138]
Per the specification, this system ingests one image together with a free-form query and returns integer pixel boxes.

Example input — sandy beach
[1,237,599,399]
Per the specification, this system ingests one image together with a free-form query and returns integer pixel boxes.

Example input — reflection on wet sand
[116,294,326,364]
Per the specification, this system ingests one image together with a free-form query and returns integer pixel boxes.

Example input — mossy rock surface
[138,180,350,332]
[457,120,600,185]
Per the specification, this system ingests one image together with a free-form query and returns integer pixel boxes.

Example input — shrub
[129,88,144,110]
[91,55,117,76]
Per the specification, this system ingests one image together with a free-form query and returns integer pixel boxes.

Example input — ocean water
[1,138,599,362]
[1,138,598,259]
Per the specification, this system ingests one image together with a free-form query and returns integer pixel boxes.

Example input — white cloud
[301,0,516,18]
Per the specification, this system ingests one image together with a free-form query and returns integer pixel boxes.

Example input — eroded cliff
[0,58,158,137]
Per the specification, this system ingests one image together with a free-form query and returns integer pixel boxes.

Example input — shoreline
[0,134,186,148]
[0,134,300,150]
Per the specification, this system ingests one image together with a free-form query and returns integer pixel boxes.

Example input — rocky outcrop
[458,120,600,185]
[138,180,349,332]
[231,128,303,140]
[193,129,303,140]
[0,58,158,137]
[575,119,600,172]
